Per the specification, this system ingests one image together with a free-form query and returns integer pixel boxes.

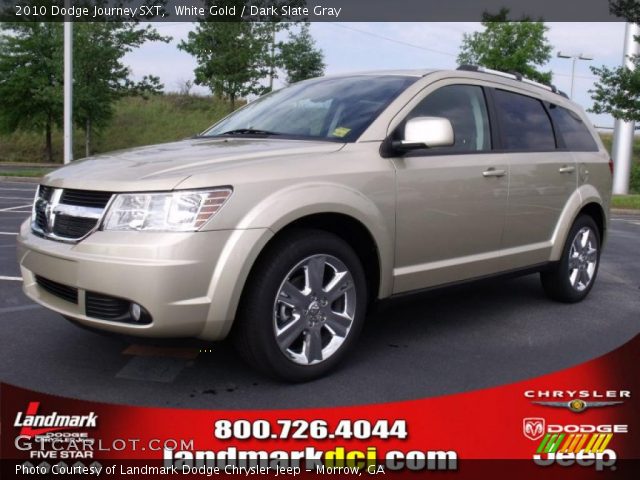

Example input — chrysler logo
[532,400,624,413]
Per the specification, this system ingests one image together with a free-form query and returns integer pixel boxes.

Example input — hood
[42,137,344,192]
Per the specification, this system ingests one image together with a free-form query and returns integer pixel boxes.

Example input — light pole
[557,52,593,100]
[611,23,640,196]
[63,0,73,164]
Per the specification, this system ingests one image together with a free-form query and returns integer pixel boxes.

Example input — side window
[403,85,491,152]
[493,89,556,151]
[549,105,598,151]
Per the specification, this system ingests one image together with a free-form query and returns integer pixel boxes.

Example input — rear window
[549,105,598,152]
[493,89,556,151]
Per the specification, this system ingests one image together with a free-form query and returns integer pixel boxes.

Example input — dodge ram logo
[523,418,546,441]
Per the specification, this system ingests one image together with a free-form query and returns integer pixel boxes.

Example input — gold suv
[18,67,612,381]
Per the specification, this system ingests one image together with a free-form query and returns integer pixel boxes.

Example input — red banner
[2,336,639,478]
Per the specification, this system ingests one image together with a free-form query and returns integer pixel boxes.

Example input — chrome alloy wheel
[568,227,598,292]
[273,254,356,365]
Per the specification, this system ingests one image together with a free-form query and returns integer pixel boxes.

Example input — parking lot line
[0,232,18,235]
[0,204,31,212]
[0,304,41,314]
[0,276,22,281]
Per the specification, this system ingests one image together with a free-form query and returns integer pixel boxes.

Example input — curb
[611,208,640,216]
[0,176,41,184]
[0,162,58,168]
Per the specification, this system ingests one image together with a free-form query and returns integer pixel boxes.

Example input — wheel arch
[578,202,606,244]
[266,212,382,305]
[550,186,609,261]
[200,184,394,341]
[235,182,394,300]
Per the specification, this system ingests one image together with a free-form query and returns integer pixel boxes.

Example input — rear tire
[540,215,601,303]
[233,229,367,382]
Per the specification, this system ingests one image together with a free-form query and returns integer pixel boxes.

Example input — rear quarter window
[548,105,599,152]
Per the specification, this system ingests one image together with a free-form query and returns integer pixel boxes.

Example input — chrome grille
[32,185,112,242]
[39,185,54,201]
[35,205,48,231]
[53,215,98,238]
[60,189,112,208]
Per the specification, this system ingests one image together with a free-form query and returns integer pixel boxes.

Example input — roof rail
[457,65,568,99]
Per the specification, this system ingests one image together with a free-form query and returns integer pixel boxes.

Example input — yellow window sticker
[332,127,351,138]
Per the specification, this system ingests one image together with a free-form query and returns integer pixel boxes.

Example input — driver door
[391,83,509,293]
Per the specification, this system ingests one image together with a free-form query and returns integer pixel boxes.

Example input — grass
[612,195,640,210]
[0,93,232,163]
[0,98,638,198]
[597,133,639,161]
[0,168,54,177]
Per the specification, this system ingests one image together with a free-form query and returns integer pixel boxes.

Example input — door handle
[482,168,506,178]
[558,165,576,174]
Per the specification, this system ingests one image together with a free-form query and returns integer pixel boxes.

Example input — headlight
[102,188,232,232]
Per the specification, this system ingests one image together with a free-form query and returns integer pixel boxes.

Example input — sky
[123,22,628,129]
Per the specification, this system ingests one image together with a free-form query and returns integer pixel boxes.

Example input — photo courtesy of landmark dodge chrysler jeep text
[17,66,612,381]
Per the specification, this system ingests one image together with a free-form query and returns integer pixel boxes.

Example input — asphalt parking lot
[0,179,639,409]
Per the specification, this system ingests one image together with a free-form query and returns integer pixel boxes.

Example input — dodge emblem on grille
[34,187,63,236]
[33,187,107,242]
[44,200,55,232]
[44,188,63,233]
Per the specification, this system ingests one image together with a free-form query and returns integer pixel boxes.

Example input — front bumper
[17,220,273,340]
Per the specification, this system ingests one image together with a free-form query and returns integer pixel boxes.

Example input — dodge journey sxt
[18,66,612,381]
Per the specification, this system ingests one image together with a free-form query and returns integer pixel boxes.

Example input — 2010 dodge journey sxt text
[17,67,612,381]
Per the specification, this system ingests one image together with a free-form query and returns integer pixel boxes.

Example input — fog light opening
[130,303,142,322]
[86,292,152,324]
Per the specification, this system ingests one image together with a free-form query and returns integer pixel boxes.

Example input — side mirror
[393,117,454,151]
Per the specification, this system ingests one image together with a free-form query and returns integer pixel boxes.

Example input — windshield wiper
[220,128,281,136]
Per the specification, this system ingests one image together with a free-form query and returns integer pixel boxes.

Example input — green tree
[457,8,553,84]
[0,19,168,162]
[278,23,325,84]
[609,0,640,22]
[179,21,271,111]
[590,1,640,121]
[73,23,168,157]
[179,1,312,106]
[0,23,63,162]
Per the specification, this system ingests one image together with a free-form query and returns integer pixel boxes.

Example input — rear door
[547,104,604,204]
[492,88,577,263]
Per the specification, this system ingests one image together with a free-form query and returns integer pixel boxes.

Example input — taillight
[609,158,614,175]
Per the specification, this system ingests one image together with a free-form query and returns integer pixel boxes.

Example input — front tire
[541,215,601,303]
[233,229,367,382]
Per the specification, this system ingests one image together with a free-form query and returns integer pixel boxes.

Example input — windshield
[203,75,418,142]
